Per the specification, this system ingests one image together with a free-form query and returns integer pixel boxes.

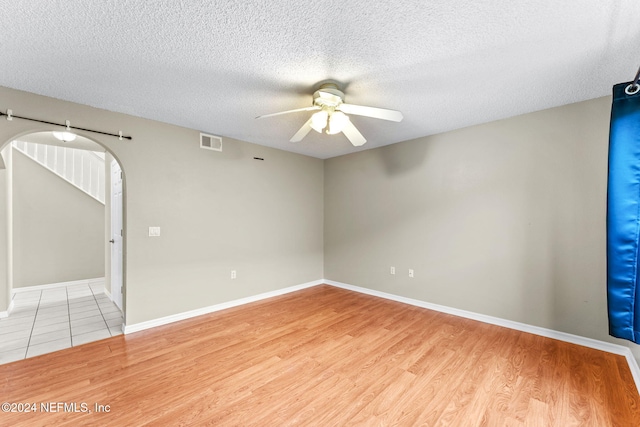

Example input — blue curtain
[607,82,640,343]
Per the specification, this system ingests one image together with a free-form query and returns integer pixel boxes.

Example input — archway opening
[0,130,127,362]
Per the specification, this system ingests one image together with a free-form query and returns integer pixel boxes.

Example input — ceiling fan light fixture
[327,111,349,135]
[257,81,403,147]
[310,110,328,133]
[52,131,77,142]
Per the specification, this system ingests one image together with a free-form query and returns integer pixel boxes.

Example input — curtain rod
[0,110,132,140]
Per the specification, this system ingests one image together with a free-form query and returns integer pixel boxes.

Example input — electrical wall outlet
[148,226,161,237]
[390,266,396,275]
[409,269,414,278]
[231,270,237,279]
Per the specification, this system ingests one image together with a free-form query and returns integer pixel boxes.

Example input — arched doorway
[0,130,127,362]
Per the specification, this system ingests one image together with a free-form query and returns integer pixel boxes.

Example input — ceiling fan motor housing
[313,83,344,109]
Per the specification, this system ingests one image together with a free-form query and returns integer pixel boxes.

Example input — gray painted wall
[0,86,325,325]
[12,149,105,288]
[325,96,639,361]
[1,85,636,364]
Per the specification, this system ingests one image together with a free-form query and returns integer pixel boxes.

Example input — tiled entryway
[0,282,123,364]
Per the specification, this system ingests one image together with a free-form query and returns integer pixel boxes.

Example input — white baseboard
[324,280,640,395]
[625,352,640,392]
[0,300,15,319]
[11,277,105,293]
[103,287,112,299]
[123,279,324,334]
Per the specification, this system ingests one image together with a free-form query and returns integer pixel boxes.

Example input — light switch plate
[149,226,161,237]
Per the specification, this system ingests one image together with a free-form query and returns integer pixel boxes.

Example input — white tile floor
[0,282,123,365]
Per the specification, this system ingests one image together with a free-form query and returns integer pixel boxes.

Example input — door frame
[110,158,123,311]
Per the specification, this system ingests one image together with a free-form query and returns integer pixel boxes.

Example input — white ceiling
[0,1,638,159]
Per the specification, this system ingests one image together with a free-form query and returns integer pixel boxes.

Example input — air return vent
[200,133,222,152]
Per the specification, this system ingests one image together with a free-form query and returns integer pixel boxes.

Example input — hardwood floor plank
[0,285,638,426]
[498,333,546,423]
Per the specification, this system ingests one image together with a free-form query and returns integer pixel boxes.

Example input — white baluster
[12,140,105,204]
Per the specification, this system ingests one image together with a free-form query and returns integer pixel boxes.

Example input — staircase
[12,140,106,204]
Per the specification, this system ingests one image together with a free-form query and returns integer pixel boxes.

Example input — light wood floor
[0,285,638,426]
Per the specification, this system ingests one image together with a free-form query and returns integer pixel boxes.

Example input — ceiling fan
[256,83,403,147]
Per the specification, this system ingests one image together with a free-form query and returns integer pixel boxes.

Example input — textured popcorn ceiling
[0,1,638,159]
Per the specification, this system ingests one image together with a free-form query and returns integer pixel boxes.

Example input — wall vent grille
[200,133,222,152]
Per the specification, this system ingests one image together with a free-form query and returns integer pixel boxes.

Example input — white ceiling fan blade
[338,104,403,122]
[341,120,367,147]
[290,118,313,142]
[256,106,320,119]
